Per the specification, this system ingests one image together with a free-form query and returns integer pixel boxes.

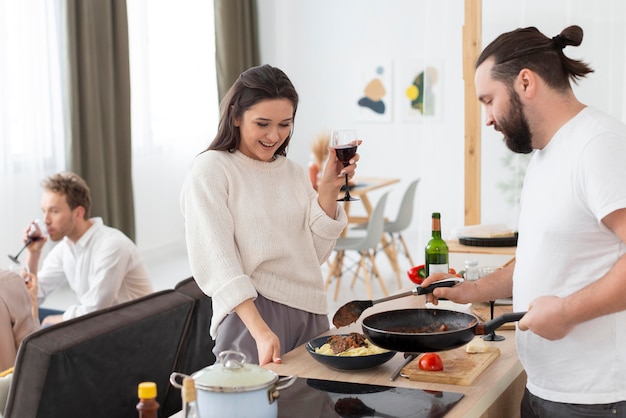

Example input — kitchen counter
[264,294,526,418]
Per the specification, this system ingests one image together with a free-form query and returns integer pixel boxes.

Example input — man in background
[24,172,153,326]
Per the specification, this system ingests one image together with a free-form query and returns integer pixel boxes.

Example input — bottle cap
[182,377,197,402]
[138,381,157,399]
[432,212,440,218]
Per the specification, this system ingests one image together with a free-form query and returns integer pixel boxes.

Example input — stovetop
[278,377,463,418]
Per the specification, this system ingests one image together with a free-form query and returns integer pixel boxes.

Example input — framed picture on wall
[396,60,443,123]
[353,60,393,123]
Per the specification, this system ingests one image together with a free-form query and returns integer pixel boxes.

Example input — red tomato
[407,264,426,284]
[418,353,444,371]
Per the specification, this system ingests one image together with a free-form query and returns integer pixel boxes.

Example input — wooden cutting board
[401,344,500,386]
[471,302,515,330]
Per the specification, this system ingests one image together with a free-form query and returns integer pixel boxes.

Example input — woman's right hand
[254,328,282,366]
[234,299,282,366]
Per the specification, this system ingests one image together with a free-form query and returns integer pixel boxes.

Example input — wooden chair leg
[369,252,389,297]
[328,251,344,301]
[361,253,373,300]
[350,256,363,289]
[381,234,402,288]
[398,234,415,267]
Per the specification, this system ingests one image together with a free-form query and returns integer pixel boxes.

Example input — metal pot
[362,309,525,352]
[170,350,297,418]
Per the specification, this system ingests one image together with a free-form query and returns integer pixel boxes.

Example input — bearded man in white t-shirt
[422,25,626,417]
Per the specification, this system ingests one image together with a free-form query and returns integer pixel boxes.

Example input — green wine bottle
[425,212,449,276]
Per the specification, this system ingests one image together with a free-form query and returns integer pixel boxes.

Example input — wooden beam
[463,0,482,226]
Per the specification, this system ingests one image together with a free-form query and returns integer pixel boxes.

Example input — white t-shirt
[38,217,153,319]
[514,107,626,404]
[180,150,347,338]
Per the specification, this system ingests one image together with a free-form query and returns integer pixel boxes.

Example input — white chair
[382,178,420,269]
[325,192,390,301]
[352,179,420,288]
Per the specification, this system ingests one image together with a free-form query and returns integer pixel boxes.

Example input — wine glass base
[337,197,359,201]
[482,333,505,342]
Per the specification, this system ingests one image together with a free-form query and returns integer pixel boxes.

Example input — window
[127,0,218,154]
[0,0,67,175]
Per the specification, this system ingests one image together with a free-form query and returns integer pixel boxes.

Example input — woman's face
[235,98,294,162]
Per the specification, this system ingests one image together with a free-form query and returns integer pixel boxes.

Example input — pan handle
[415,278,464,295]
[477,311,526,335]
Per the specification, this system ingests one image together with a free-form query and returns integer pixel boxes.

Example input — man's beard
[496,90,533,154]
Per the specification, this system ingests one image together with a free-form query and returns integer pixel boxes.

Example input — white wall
[255,0,626,263]
[257,0,467,255]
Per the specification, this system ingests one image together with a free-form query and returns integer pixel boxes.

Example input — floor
[42,231,511,324]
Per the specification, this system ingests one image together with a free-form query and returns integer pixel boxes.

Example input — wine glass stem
[343,174,352,199]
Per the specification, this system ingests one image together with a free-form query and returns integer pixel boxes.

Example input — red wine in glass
[331,129,359,201]
[8,221,45,264]
[334,144,357,165]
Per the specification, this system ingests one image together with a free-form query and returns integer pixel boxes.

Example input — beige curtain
[213,0,260,102]
[65,0,135,240]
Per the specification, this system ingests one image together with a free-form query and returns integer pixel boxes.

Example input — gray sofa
[3,277,215,418]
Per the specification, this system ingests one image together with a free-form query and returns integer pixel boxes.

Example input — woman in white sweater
[181,64,360,365]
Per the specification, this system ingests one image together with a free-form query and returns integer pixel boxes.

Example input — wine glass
[478,266,505,342]
[8,220,46,264]
[8,260,31,284]
[331,129,359,201]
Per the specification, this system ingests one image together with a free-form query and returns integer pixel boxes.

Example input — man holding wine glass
[20,172,153,326]
[421,25,626,416]
[181,64,361,366]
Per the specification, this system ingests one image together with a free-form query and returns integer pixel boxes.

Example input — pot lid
[192,351,278,393]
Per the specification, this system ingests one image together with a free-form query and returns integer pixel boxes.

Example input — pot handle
[169,372,191,390]
[478,311,526,335]
[268,375,298,404]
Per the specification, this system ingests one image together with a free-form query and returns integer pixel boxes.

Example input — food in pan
[315,333,388,356]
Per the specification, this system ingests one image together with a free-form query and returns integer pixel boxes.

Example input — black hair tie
[552,35,566,50]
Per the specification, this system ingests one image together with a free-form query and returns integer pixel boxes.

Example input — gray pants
[522,388,626,418]
[213,294,329,364]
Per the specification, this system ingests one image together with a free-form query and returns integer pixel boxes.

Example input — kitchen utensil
[332,278,463,328]
[170,350,296,418]
[305,335,396,371]
[362,309,525,353]
[389,352,419,382]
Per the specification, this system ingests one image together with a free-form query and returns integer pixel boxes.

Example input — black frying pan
[362,309,525,353]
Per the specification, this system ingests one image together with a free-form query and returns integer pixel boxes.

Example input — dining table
[263,289,526,418]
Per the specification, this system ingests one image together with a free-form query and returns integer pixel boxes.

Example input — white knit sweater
[180,150,348,338]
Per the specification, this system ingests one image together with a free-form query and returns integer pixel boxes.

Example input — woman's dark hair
[204,64,299,156]
[476,25,594,92]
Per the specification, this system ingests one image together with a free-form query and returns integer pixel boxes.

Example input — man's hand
[42,314,64,327]
[518,295,575,340]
